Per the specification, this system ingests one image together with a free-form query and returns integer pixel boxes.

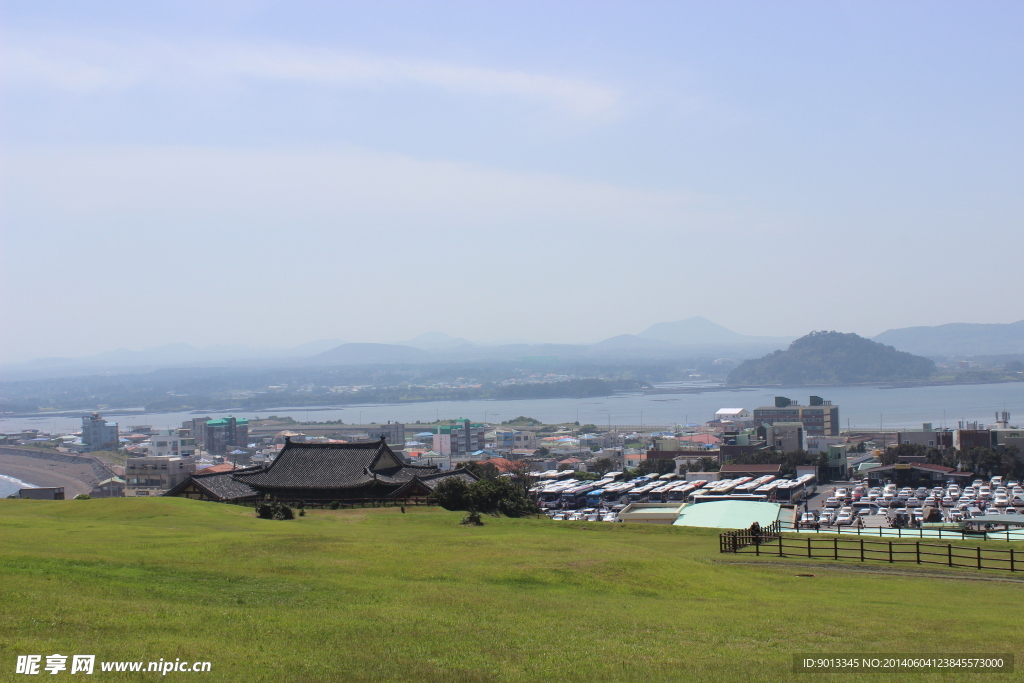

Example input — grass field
[1,498,1023,682]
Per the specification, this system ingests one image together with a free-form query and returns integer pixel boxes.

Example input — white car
[835,512,854,526]
[994,495,1009,507]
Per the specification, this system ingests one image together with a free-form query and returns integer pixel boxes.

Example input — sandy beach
[0,453,96,498]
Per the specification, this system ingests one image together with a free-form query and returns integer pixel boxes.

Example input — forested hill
[727,331,936,385]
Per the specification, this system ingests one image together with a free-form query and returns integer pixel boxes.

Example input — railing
[719,521,781,553]
[781,520,1024,542]
[720,532,1024,573]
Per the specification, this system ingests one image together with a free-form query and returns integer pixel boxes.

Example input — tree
[429,477,539,519]
[456,461,500,480]
[591,457,615,476]
[578,424,600,433]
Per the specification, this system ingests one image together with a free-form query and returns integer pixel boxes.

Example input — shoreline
[0,453,94,497]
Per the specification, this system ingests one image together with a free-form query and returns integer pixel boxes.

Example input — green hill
[727,331,936,385]
[1,498,1023,681]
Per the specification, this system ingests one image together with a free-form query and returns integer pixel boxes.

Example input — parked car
[835,512,854,526]
[824,497,840,508]
[800,512,817,526]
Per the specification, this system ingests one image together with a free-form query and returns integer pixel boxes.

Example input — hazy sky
[2,1,1023,362]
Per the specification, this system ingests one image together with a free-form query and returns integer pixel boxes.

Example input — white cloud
[2,34,621,119]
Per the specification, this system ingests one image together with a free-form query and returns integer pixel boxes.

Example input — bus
[585,488,606,508]
[658,473,679,482]
[561,485,596,509]
[733,475,776,494]
[667,481,705,502]
[627,482,661,502]
[647,483,677,503]
[775,474,818,504]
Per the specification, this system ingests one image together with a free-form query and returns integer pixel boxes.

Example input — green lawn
[1,498,1022,682]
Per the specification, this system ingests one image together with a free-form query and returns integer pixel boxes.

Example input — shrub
[298,509,305,517]
[329,501,340,510]
[73,494,91,500]
[255,496,294,520]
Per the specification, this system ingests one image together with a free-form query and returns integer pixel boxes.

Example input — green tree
[591,457,615,476]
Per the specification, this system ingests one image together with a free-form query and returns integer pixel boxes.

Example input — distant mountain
[590,334,675,350]
[637,316,792,347]
[728,331,936,385]
[401,332,475,350]
[309,343,431,365]
[873,320,1024,357]
[16,341,350,368]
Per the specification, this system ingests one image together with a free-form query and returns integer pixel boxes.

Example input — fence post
[916,541,920,565]
[977,547,982,570]
[778,534,783,557]
[948,543,952,567]
[756,536,760,556]
[808,537,812,558]
[889,540,893,563]
[834,537,838,561]
[860,538,865,562]
[1012,548,1015,573]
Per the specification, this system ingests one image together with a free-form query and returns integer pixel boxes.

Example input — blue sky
[2,1,1022,361]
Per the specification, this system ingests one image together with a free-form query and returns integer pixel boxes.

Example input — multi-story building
[148,429,196,458]
[753,396,839,436]
[760,422,806,452]
[203,417,249,455]
[124,455,196,496]
[81,413,119,452]
[183,417,211,449]
[367,422,406,446]
[434,419,485,456]
[897,425,954,449]
[494,429,536,451]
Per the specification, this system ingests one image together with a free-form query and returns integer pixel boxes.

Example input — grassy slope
[1,499,1022,683]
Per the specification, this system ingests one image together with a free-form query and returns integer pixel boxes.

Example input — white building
[147,429,196,458]
[715,408,751,422]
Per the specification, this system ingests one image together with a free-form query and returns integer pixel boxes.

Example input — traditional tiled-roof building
[231,437,447,500]
[163,466,262,503]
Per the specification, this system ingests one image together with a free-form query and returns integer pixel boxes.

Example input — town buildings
[124,454,197,496]
[148,429,196,458]
[81,413,119,452]
[433,419,485,455]
[494,429,537,451]
[203,417,249,455]
[753,396,840,436]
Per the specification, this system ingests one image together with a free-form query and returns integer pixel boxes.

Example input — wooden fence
[719,521,781,553]
[720,532,1024,573]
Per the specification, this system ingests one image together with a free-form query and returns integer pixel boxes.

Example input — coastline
[0,453,94,497]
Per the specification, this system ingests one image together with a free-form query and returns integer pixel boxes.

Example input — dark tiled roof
[234,438,439,491]
[387,469,479,498]
[164,466,262,501]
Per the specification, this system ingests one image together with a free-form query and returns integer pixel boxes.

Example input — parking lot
[797,476,1024,531]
